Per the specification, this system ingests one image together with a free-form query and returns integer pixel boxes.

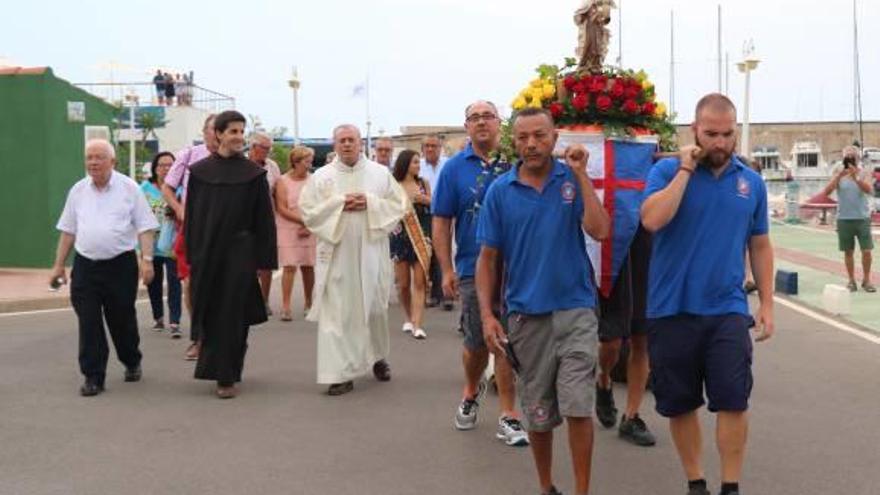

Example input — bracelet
[678,166,695,175]
[142,255,153,261]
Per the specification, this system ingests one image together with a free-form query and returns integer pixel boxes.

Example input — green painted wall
[0,68,118,267]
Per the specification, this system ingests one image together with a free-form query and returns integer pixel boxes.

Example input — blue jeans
[147,256,182,324]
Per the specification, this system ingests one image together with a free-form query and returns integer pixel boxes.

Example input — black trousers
[429,252,446,302]
[70,251,142,385]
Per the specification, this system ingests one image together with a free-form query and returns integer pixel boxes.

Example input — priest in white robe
[299,124,408,396]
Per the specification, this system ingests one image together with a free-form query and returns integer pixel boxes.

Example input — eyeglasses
[466,113,498,123]
[376,147,393,153]
[251,144,271,151]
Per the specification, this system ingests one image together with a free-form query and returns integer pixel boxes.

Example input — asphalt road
[1,293,878,495]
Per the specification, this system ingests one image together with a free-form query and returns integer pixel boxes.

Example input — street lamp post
[736,40,760,160]
[124,90,139,179]
[288,67,301,145]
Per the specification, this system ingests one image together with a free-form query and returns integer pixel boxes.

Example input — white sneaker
[402,322,414,333]
[413,328,427,339]
[496,416,529,447]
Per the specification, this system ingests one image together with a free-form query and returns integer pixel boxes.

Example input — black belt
[75,250,136,265]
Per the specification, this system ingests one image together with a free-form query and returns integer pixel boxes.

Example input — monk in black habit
[184,110,277,399]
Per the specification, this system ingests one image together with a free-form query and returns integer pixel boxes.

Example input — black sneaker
[542,486,563,495]
[687,486,710,495]
[124,365,142,382]
[618,414,656,446]
[595,384,618,428]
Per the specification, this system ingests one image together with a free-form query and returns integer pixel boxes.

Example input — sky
[2,0,878,139]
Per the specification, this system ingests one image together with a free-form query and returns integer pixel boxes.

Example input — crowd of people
[48,91,810,495]
[152,69,194,106]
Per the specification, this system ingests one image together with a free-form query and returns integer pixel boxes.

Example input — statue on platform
[574,0,616,73]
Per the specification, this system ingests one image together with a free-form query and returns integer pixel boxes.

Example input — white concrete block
[822,284,851,315]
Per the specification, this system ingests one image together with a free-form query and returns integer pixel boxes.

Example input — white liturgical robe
[299,157,408,384]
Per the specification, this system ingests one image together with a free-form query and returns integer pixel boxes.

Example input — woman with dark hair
[389,149,432,339]
[140,151,183,337]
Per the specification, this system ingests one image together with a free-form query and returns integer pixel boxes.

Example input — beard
[695,136,737,170]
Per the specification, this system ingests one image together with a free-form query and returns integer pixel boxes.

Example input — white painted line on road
[774,295,880,345]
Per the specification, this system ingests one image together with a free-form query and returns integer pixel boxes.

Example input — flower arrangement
[510,58,677,151]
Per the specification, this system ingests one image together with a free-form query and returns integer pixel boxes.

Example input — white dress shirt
[56,171,159,260]
[260,157,282,193]
[419,156,447,193]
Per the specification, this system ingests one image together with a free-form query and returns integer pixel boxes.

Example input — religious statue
[574,0,616,73]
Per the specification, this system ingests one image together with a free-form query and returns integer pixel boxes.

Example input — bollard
[774,270,798,295]
[822,284,851,315]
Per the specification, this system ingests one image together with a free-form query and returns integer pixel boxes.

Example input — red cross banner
[554,126,659,298]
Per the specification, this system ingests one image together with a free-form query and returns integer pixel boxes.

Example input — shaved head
[694,93,737,122]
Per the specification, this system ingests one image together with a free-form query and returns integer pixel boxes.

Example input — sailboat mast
[618,0,623,67]
[853,0,864,147]
[717,5,722,92]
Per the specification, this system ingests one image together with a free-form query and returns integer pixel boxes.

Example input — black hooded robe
[184,153,277,384]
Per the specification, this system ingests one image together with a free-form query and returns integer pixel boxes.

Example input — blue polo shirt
[477,160,596,315]
[645,156,769,319]
[432,143,510,278]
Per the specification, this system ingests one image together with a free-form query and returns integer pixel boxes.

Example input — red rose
[549,102,565,118]
[624,81,641,99]
[563,76,577,91]
[571,94,589,111]
[572,82,586,94]
[596,95,612,111]
[610,79,625,99]
[622,98,640,114]
[587,75,607,93]
[642,101,656,115]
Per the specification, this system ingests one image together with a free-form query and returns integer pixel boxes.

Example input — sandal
[280,309,293,322]
[862,282,877,293]
[185,342,200,361]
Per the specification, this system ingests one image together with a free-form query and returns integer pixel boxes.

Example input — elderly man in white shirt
[247,132,283,315]
[50,139,159,397]
[418,134,451,309]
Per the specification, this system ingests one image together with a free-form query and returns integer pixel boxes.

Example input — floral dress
[390,179,432,263]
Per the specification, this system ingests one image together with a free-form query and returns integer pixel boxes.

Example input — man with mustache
[476,107,609,495]
[641,93,774,495]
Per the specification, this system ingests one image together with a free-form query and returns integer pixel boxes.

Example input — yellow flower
[530,88,545,102]
[528,98,543,108]
[542,84,556,99]
[641,80,654,91]
[530,78,543,88]
[655,102,667,117]
[512,97,527,110]
[635,70,648,82]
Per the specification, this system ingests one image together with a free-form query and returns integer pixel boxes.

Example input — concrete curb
[0,288,150,314]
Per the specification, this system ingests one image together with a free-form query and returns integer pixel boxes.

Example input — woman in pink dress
[274,146,317,321]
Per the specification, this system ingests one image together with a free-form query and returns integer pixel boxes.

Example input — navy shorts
[647,313,754,417]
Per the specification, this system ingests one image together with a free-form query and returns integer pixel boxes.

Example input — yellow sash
[402,207,431,274]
